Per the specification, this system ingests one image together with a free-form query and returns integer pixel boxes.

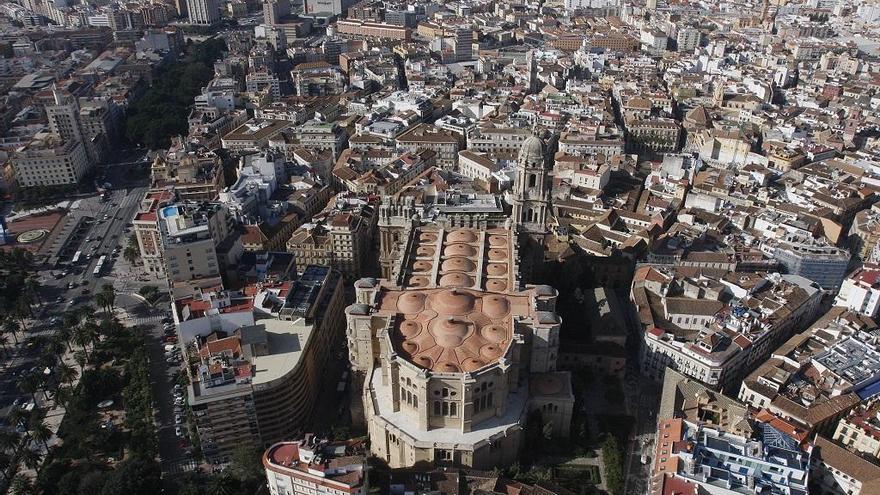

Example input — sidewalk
[16,340,86,480]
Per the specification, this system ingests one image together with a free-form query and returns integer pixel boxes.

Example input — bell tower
[512,135,550,236]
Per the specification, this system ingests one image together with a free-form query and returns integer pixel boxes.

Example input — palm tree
[0,334,9,357]
[16,375,40,406]
[24,278,41,307]
[72,324,96,362]
[0,452,12,483]
[3,317,20,345]
[123,245,139,265]
[15,446,41,471]
[28,422,52,452]
[0,431,21,454]
[73,350,87,372]
[6,409,27,436]
[8,473,34,495]
[207,471,237,495]
[56,362,78,390]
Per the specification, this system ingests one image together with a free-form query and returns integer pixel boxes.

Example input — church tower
[512,135,551,236]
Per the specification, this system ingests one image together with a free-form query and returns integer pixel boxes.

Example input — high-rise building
[177,266,345,460]
[157,202,238,287]
[511,136,551,236]
[304,0,356,16]
[12,133,91,187]
[186,0,219,25]
[134,190,175,276]
[452,27,472,62]
[676,26,700,52]
[774,235,851,291]
[346,226,573,469]
[46,85,120,164]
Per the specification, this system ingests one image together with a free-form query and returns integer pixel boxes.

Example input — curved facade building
[346,226,573,469]
[184,266,345,460]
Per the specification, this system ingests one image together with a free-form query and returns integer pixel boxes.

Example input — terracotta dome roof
[415,356,434,369]
[431,289,475,315]
[417,246,436,257]
[485,279,507,292]
[438,363,460,373]
[480,344,504,360]
[444,243,477,257]
[447,230,477,243]
[461,358,487,372]
[407,276,429,288]
[439,272,473,288]
[534,374,564,395]
[412,260,433,272]
[399,320,422,338]
[431,317,471,348]
[401,341,420,355]
[420,233,438,242]
[480,324,508,343]
[486,263,508,276]
[482,295,510,318]
[441,257,476,272]
[488,249,507,261]
[488,235,507,247]
[397,292,426,313]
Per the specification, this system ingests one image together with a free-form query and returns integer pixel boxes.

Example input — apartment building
[291,62,346,97]
[738,308,879,433]
[263,436,367,495]
[158,201,238,286]
[245,70,282,99]
[186,0,219,24]
[651,418,810,495]
[334,20,411,41]
[774,236,851,291]
[222,119,293,152]
[179,266,345,460]
[286,196,377,280]
[12,133,91,187]
[812,436,880,495]
[467,126,531,156]
[333,149,436,196]
[396,123,460,169]
[835,267,880,318]
[346,226,573,469]
[134,189,175,276]
[634,267,822,391]
[833,402,880,459]
[558,131,625,156]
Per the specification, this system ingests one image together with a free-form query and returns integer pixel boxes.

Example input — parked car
[174,414,183,424]
[175,427,184,437]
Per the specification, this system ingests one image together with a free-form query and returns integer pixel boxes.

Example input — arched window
[434,401,441,415]
[450,402,457,416]
[529,174,537,187]
[487,392,494,407]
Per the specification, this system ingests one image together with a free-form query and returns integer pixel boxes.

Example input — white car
[174,414,183,424]
[175,426,184,437]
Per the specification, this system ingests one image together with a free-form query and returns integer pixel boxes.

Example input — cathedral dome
[518,136,545,165]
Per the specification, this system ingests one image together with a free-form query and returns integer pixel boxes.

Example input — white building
[186,0,219,25]
[12,133,91,187]
[835,268,880,318]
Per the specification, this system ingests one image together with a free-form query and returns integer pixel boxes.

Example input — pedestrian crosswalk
[119,315,164,326]
[162,457,198,475]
